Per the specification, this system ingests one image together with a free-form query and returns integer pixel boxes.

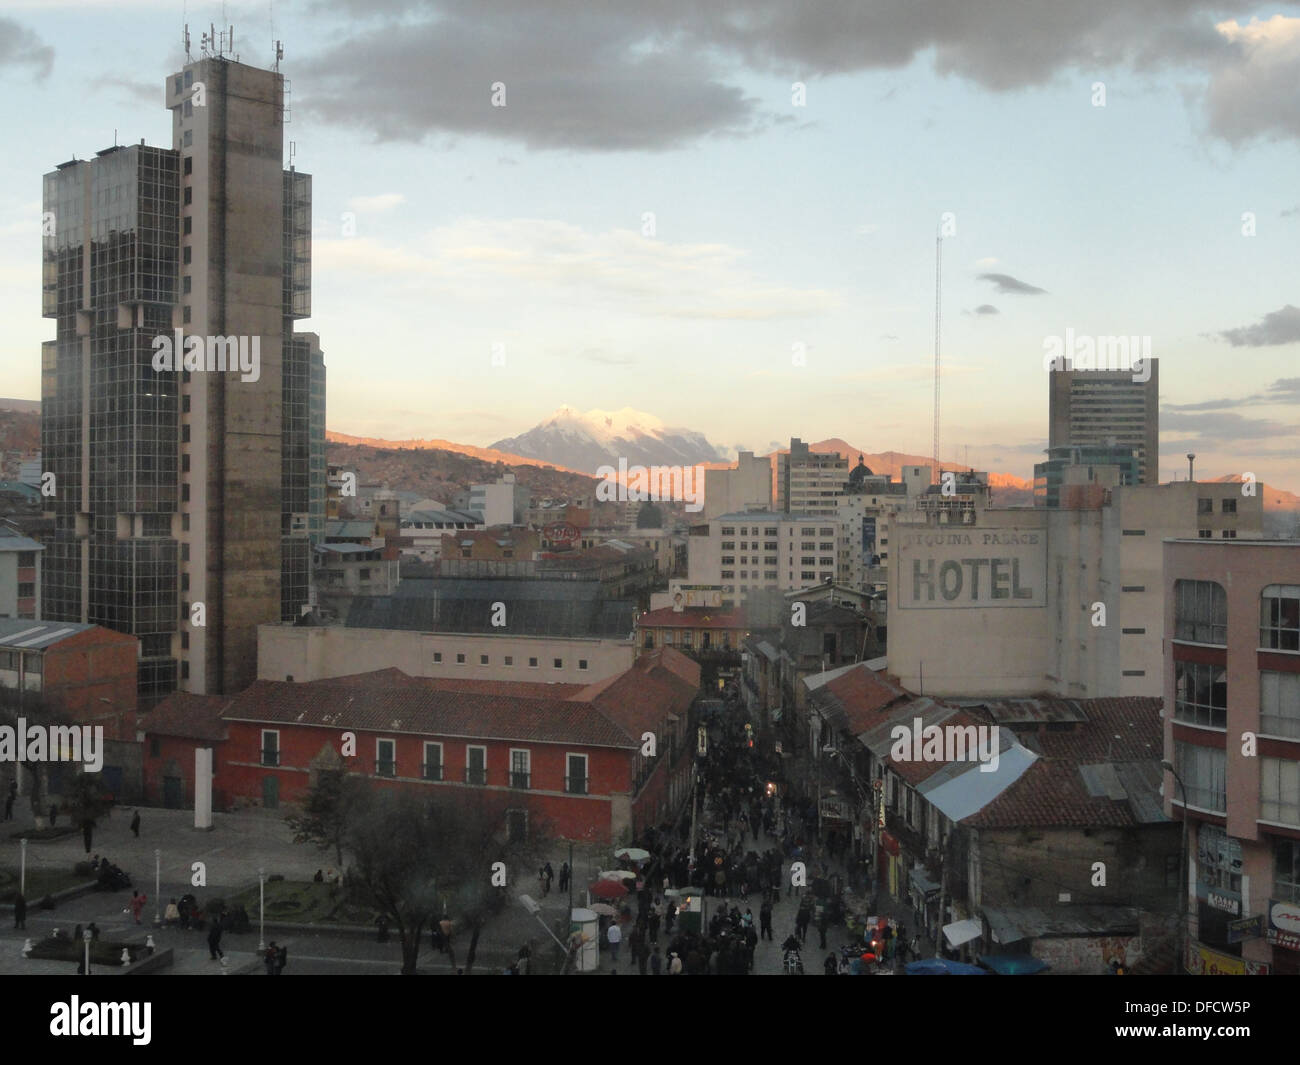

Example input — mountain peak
[493,407,723,473]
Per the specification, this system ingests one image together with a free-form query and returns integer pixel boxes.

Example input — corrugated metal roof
[918,742,1038,821]
[984,906,1141,944]
[0,619,97,649]
[952,697,1089,725]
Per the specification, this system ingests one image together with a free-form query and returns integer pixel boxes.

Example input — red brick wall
[218,720,634,842]
[42,632,138,728]
[143,736,230,810]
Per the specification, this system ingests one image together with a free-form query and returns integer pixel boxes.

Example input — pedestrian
[650,946,662,975]
[275,943,288,975]
[668,951,683,975]
[824,952,838,976]
[558,861,570,894]
[375,914,389,943]
[647,902,661,943]
[264,941,278,976]
[517,944,531,975]
[130,889,147,924]
[817,913,828,950]
[82,819,94,855]
[606,919,622,963]
[759,898,773,941]
[130,809,140,838]
[207,914,225,962]
[4,782,16,821]
[48,803,57,826]
[13,893,25,929]
[538,864,549,896]
[637,937,649,976]
[544,861,554,895]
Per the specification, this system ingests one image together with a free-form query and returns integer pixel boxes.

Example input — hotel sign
[897,529,1046,609]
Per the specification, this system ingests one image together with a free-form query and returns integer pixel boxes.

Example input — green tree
[284,760,367,868]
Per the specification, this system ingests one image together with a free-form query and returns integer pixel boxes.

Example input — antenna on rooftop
[932,225,943,486]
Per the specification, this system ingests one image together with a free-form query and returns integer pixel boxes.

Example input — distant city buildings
[777,438,848,515]
[703,450,772,519]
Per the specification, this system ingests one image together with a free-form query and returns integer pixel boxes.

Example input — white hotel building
[687,511,845,608]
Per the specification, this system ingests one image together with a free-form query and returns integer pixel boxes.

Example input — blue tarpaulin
[978,953,1050,975]
[904,958,988,975]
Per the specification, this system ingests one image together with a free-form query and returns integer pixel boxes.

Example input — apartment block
[1049,360,1159,485]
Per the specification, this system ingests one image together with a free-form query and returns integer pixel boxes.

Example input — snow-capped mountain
[490,405,728,473]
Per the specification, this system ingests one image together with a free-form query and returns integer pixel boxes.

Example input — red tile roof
[223,680,639,749]
[962,697,1164,829]
[886,709,988,787]
[579,648,699,741]
[808,663,907,735]
[142,693,230,743]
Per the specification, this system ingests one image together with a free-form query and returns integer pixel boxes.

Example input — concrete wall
[257,624,635,685]
[703,452,772,520]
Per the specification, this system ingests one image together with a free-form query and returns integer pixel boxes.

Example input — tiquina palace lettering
[899,530,1045,609]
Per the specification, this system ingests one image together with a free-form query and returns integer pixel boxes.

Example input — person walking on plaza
[264,941,279,976]
[817,913,828,950]
[543,862,554,895]
[650,946,662,975]
[824,952,838,976]
[558,861,570,894]
[606,919,622,964]
[647,901,661,944]
[207,913,225,962]
[130,809,141,838]
[5,781,16,821]
[130,889,147,924]
[759,897,773,940]
[668,950,682,975]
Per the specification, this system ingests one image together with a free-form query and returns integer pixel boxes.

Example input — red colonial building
[144,649,701,843]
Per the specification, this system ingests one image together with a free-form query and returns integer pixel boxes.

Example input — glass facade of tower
[41,145,181,703]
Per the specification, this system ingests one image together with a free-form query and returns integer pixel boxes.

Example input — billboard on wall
[668,582,723,609]
[896,527,1047,609]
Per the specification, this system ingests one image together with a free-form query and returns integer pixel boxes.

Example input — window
[1174,741,1226,812]
[1222,530,1237,539]
[456,653,466,664]
[359,568,371,581]
[480,654,489,665]
[529,657,538,668]
[183,215,192,234]
[1198,529,1213,539]
[721,556,735,565]
[1276,840,1300,904]
[260,730,280,767]
[504,656,513,666]
[183,129,192,147]
[578,659,588,671]
[150,738,161,758]
[643,632,655,648]
[566,753,588,795]
[466,745,487,786]
[1121,529,1145,536]
[506,809,528,843]
[173,75,182,95]
[1121,627,1146,635]
[1198,824,1243,893]
[721,571,734,579]
[1174,661,1227,728]
[184,70,193,86]
[183,186,192,205]
[553,658,563,669]
[17,552,35,567]
[721,527,735,536]
[1222,499,1237,514]
[1261,757,1300,826]
[1262,586,1300,651]
[433,652,442,663]
[1175,580,1227,644]
[801,571,816,581]
[682,632,693,648]
[376,738,396,777]
[1198,498,1214,514]
[1121,585,1145,593]
[801,542,815,551]
[181,513,190,532]
[510,749,531,790]
[423,742,443,781]
[183,156,192,175]
[721,542,735,551]
[1260,671,1300,739]
[764,528,777,537]
[17,583,34,599]
[181,631,189,649]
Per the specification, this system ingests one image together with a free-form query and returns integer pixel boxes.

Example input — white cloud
[1206,16,1300,143]
[346,192,406,213]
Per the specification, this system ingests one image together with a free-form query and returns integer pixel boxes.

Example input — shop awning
[909,870,940,898]
[943,918,983,948]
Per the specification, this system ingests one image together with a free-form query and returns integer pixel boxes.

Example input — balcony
[422,763,443,782]
[375,760,396,778]
[466,766,486,786]
[510,771,531,790]
[565,775,588,795]
[260,750,280,767]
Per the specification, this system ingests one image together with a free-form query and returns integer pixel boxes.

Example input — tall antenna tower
[932,230,943,483]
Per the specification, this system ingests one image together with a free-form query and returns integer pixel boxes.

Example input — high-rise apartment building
[41,50,321,702]
[1048,360,1159,485]
[776,438,848,515]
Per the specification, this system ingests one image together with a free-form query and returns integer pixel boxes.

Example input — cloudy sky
[1,0,1298,489]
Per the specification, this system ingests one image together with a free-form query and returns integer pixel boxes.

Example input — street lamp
[83,929,92,977]
[153,849,161,927]
[1161,759,1191,974]
[258,868,266,952]
[19,838,26,896]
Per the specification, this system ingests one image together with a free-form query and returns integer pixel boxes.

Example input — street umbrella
[589,903,618,916]
[589,878,629,900]
[904,958,988,975]
[614,847,650,862]
[599,870,637,882]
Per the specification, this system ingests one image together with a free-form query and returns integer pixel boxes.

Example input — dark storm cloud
[1219,305,1300,347]
[306,0,1279,150]
[1164,377,1300,412]
[973,304,999,315]
[0,18,53,79]
[977,273,1047,295]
